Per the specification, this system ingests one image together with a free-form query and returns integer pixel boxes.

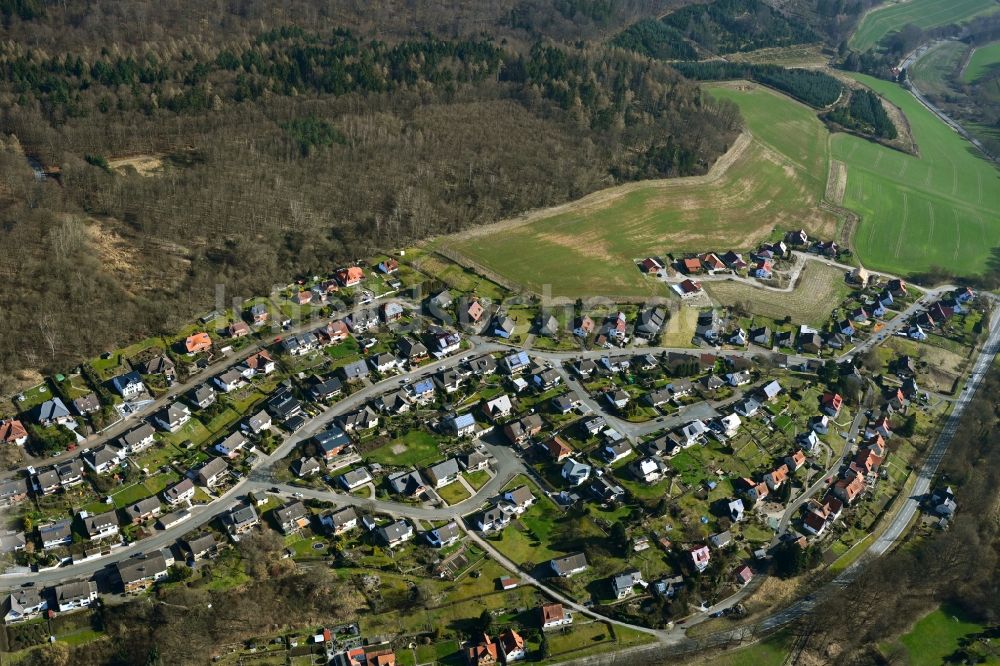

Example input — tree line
[670,61,844,108]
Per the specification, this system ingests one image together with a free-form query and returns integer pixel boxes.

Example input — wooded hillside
[0,3,740,383]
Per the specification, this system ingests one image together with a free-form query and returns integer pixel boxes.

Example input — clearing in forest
[449,83,837,297]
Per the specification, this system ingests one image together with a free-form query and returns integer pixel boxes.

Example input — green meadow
[832,74,1000,277]
[850,0,998,52]
[963,41,1000,83]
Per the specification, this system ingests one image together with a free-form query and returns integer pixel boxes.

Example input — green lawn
[448,83,836,297]
[111,480,160,508]
[887,605,995,666]
[365,429,442,468]
[706,630,794,666]
[437,480,471,505]
[833,74,1000,278]
[964,40,1000,83]
[464,469,491,490]
[850,0,999,51]
[911,40,969,98]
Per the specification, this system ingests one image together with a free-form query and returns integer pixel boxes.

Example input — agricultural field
[449,83,837,297]
[850,0,999,52]
[963,40,1000,83]
[910,40,969,98]
[833,74,1000,278]
[704,262,853,328]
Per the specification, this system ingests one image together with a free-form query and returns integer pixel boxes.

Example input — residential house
[493,316,515,338]
[0,419,28,446]
[2,589,47,623]
[116,551,168,593]
[551,394,576,414]
[376,520,414,548]
[822,392,843,418]
[382,301,405,323]
[55,581,98,613]
[338,467,373,491]
[320,506,359,535]
[700,252,726,273]
[40,520,72,550]
[340,360,371,383]
[639,257,664,273]
[810,414,830,435]
[196,457,229,487]
[0,478,28,507]
[223,502,259,536]
[82,510,120,541]
[634,306,666,339]
[605,389,630,410]
[833,473,866,505]
[163,478,195,505]
[36,397,73,426]
[309,375,344,402]
[397,337,428,364]
[410,378,436,404]
[337,407,378,432]
[245,410,272,435]
[372,390,411,415]
[465,299,486,324]
[387,470,427,498]
[631,456,667,483]
[482,395,513,422]
[498,629,526,663]
[753,259,773,279]
[549,552,588,577]
[185,332,213,354]
[561,458,592,486]
[728,498,745,522]
[0,531,25,554]
[540,603,573,630]
[377,258,399,274]
[574,358,597,377]
[84,444,124,474]
[589,476,625,504]
[337,266,365,287]
[465,635,499,666]
[426,521,461,548]
[726,370,751,386]
[611,570,644,599]
[573,316,595,338]
[274,501,310,534]
[242,350,276,378]
[56,460,84,488]
[681,257,702,274]
[545,436,573,462]
[734,565,754,586]
[250,303,269,324]
[125,497,162,525]
[314,426,350,460]
[111,371,145,399]
[469,355,498,376]
[154,401,191,433]
[690,545,711,572]
[538,314,559,338]
[117,423,156,454]
[293,457,322,477]
[33,468,61,495]
[183,533,217,561]
[425,458,460,489]
[749,326,771,347]
[228,321,251,338]
[476,505,512,532]
[187,384,217,410]
[501,486,535,514]
[71,393,101,416]
[673,278,703,298]
[785,449,807,472]
[759,380,783,403]
[213,368,245,393]
[765,464,789,491]
[459,449,490,473]
[446,413,478,438]
[602,441,633,464]
[346,309,379,333]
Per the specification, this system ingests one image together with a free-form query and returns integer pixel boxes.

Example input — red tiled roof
[185,332,212,353]
[0,419,27,443]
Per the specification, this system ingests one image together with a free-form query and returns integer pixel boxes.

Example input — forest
[660,0,819,54]
[825,88,898,138]
[671,61,844,107]
[0,5,740,385]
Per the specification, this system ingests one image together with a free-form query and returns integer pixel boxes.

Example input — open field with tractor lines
[832,74,1000,277]
[850,0,999,52]
[447,83,837,297]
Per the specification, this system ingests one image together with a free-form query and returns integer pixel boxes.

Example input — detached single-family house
[118,423,156,454]
[320,506,358,535]
[36,397,73,426]
[460,449,490,473]
[223,502,259,536]
[55,581,98,613]
[540,603,573,630]
[0,419,28,446]
[482,395,513,422]
[690,545,711,572]
[71,393,101,416]
[195,457,229,487]
[124,496,162,525]
[388,470,427,498]
[154,402,191,433]
[338,467,373,491]
[549,553,588,577]
[634,307,666,339]
[187,384,217,410]
[163,478,195,505]
[244,410,272,434]
[184,332,213,354]
[631,456,667,484]
[561,458,592,486]
[274,501,310,535]
[573,316,595,337]
[377,520,414,548]
[293,457,322,477]
[84,444,124,474]
[426,521,461,548]
[2,589,47,623]
[337,266,365,287]
[424,458,460,489]
[40,520,72,550]
[82,510,120,541]
[821,392,843,417]
[446,413,477,438]
[111,372,145,399]
[116,551,168,593]
[213,368,245,393]
[611,570,644,599]
[493,316,515,338]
